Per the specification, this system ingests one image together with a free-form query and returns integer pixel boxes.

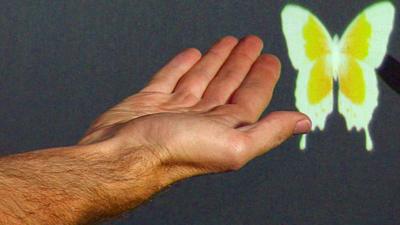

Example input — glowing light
[281,2,395,151]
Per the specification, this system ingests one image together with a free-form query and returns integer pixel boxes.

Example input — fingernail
[294,119,312,135]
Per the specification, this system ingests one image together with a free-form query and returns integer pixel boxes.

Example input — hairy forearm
[0,140,167,225]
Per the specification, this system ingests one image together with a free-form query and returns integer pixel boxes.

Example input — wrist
[79,137,172,213]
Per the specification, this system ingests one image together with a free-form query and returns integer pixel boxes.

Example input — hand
[79,35,311,181]
[0,35,312,225]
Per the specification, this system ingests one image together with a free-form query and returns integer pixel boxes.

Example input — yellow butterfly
[281,2,395,151]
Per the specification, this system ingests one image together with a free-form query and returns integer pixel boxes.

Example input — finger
[173,36,239,97]
[239,111,311,158]
[141,48,202,93]
[206,54,281,127]
[197,35,263,109]
[229,54,281,123]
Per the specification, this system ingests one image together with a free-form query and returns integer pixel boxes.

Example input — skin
[0,35,311,225]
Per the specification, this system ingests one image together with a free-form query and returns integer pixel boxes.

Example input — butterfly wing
[282,5,334,149]
[338,2,395,151]
[341,2,395,68]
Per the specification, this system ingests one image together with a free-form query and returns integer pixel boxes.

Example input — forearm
[0,139,168,225]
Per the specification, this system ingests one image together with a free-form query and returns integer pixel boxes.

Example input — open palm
[78,36,311,178]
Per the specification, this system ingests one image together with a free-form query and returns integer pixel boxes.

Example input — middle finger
[197,35,263,109]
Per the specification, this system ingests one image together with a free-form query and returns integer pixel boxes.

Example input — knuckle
[259,54,281,81]
[174,90,200,106]
[189,100,214,112]
[265,113,290,146]
[272,129,287,147]
[190,68,213,82]
[235,107,257,124]
[182,92,200,104]
[207,48,226,62]
[269,67,281,82]
[230,51,254,65]
[243,79,264,90]
[225,134,251,170]
[205,96,226,108]
[223,69,244,84]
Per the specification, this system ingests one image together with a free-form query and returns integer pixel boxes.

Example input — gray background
[0,0,399,224]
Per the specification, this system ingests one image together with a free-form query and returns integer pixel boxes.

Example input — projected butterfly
[281,2,395,151]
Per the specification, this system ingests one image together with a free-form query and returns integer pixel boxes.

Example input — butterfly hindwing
[297,57,334,149]
[338,57,378,150]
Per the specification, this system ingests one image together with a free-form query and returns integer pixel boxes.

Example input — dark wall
[0,1,399,224]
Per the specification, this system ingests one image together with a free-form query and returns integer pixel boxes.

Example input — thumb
[238,111,311,157]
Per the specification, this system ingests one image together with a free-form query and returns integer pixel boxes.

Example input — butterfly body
[281,2,395,151]
[330,35,342,80]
